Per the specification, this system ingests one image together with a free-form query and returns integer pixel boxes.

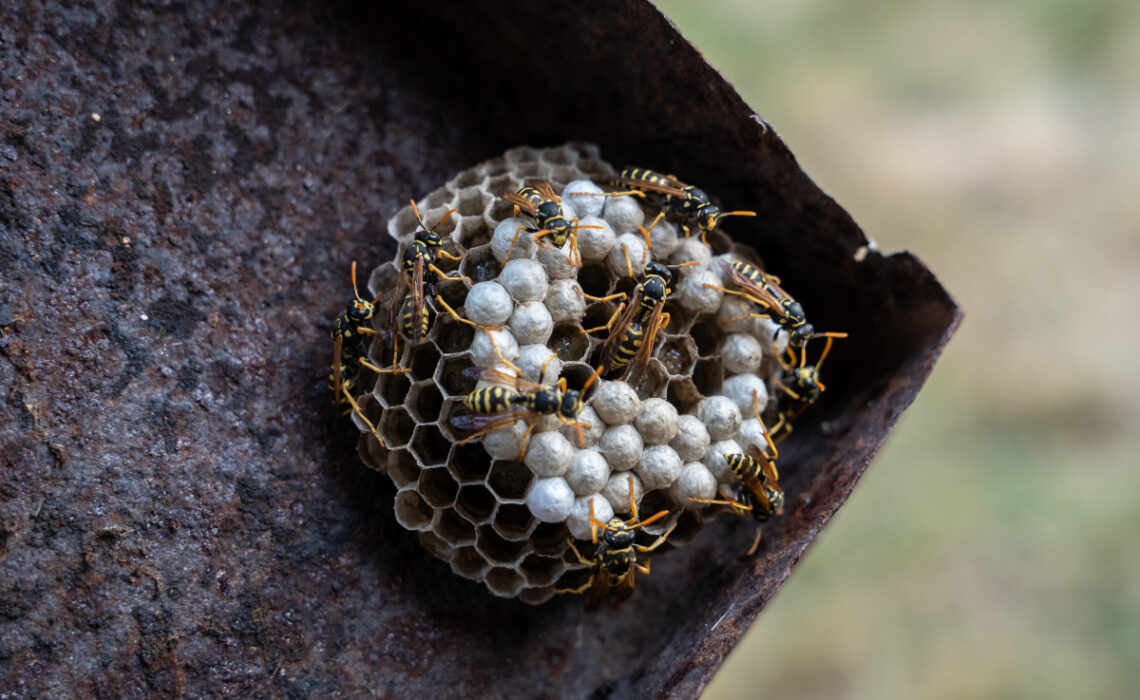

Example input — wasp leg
[554,574,597,596]
[437,249,464,262]
[746,528,764,557]
[435,294,522,375]
[502,224,533,267]
[582,301,626,335]
[689,496,753,517]
[645,211,665,234]
[635,560,651,576]
[339,387,384,447]
[427,263,470,284]
[517,416,537,461]
[752,390,778,460]
[565,538,595,567]
[575,287,627,304]
[634,520,677,555]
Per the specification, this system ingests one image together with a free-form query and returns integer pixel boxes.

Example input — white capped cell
[562,179,606,219]
[567,494,615,541]
[676,266,724,315]
[482,420,528,461]
[669,462,719,510]
[698,395,742,441]
[562,404,605,449]
[703,438,743,484]
[602,194,646,234]
[526,477,576,523]
[469,327,519,368]
[524,431,574,478]
[637,445,683,490]
[722,373,769,417]
[491,217,538,262]
[565,448,610,496]
[545,279,588,323]
[516,344,561,384]
[670,238,713,268]
[634,398,679,446]
[599,424,643,471]
[671,414,711,463]
[574,215,616,263]
[606,232,649,279]
[601,471,645,515]
[722,333,764,374]
[509,301,554,345]
[464,280,513,326]
[590,380,640,425]
[499,257,548,302]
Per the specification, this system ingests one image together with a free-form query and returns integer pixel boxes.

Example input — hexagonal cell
[658,336,698,376]
[455,186,490,217]
[367,261,402,298]
[636,490,672,537]
[488,197,516,221]
[433,507,476,546]
[549,323,590,363]
[518,554,565,588]
[393,488,435,532]
[631,359,668,401]
[530,521,570,556]
[693,357,724,397]
[476,526,529,566]
[577,264,612,299]
[431,316,476,356]
[357,428,386,472]
[411,423,449,465]
[417,530,454,563]
[349,391,383,437]
[452,167,485,189]
[517,587,556,606]
[487,460,534,502]
[456,483,496,524]
[513,161,547,179]
[457,243,500,284]
[663,299,696,335]
[484,567,526,598]
[560,362,602,398]
[433,278,468,314]
[666,377,703,415]
[690,315,724,357]
[450,546,491,580]
[493,503,537,541]
[436,355,476,397]
[551,165,578,184]
[447,441,493,483]
[418,467,459,508]
[663,509,704,547]
[422,188,455,212]
[379,407,415,448]
[387,448,421,489]
[375,371,412,409]
[409,343,442,383]
[439,400,471,443]
[582,301,620,340]
[407,381,443,424]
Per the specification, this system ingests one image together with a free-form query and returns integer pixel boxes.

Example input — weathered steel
[0,1,959,697]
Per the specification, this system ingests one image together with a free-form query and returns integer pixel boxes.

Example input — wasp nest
[351,143,788,604]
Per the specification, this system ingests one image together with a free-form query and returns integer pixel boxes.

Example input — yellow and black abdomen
[464,386,517,414]
[607,319,646,374]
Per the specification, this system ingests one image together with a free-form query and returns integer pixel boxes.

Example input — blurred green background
[653,1,1140,698]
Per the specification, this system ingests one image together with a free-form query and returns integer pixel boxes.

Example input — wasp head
[348,298,375,322]
[414,228,444,248]
[558,389,583,419]
[602,519,635,548]
[644,262,672,284]
[789,322,815,348]
[696,204,725,231]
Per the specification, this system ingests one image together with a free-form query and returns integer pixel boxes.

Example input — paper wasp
[329,261,387,445]
[450,364,603,460]
[499,180,599,267]
[707,259,847,362]
[613,166,755,242]
[692,393,784,555]
[770,333,840,443]
[556,475,676,610]
[378,200,470,371]
[586,230,698,383]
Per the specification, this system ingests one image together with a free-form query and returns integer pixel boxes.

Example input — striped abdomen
[607,321,645,373]
[399,293,431,341]
[464,386,517,414]
[618,166,671,190]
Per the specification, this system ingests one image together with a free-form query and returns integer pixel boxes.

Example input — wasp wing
[532,180,559,203]
[410,256,426,346]
[626,298,667,386]
[747,442,781,485]
[721,260,787,317]
[330,332,345,400]
[461,366,546,394]
[449,407,532,432]
[583,567,613,612]
[613,568,637,605]
[596,286,644,375]
[614,174,687,199]
[499,190,538,217]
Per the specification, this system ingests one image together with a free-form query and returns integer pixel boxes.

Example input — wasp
[770,333,840,443]
[613,166,756,243]
[707,259,847,362]
[499,180,600,267]
[449,364,603,460]
[556,475,676,609]
[692,394,784,555]
[379,200,470,371]
[329,261,388,445]
[587,231,698,383]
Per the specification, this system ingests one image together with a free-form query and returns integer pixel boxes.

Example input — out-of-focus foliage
[655,1,1140,698]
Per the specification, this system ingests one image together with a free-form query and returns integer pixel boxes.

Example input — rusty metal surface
[0,1,959,698]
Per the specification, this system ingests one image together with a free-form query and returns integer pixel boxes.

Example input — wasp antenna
[637,224,652,255]
[626,475,638,521]
[636,509,669,529]
[581,365,604,395]
[434,207,458,229]
[409,199,426,229]
[724,210,757,218]
[621,243,635,280]
[815,334,838,371]
[670,260,700,270]
[350,260,362,300]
